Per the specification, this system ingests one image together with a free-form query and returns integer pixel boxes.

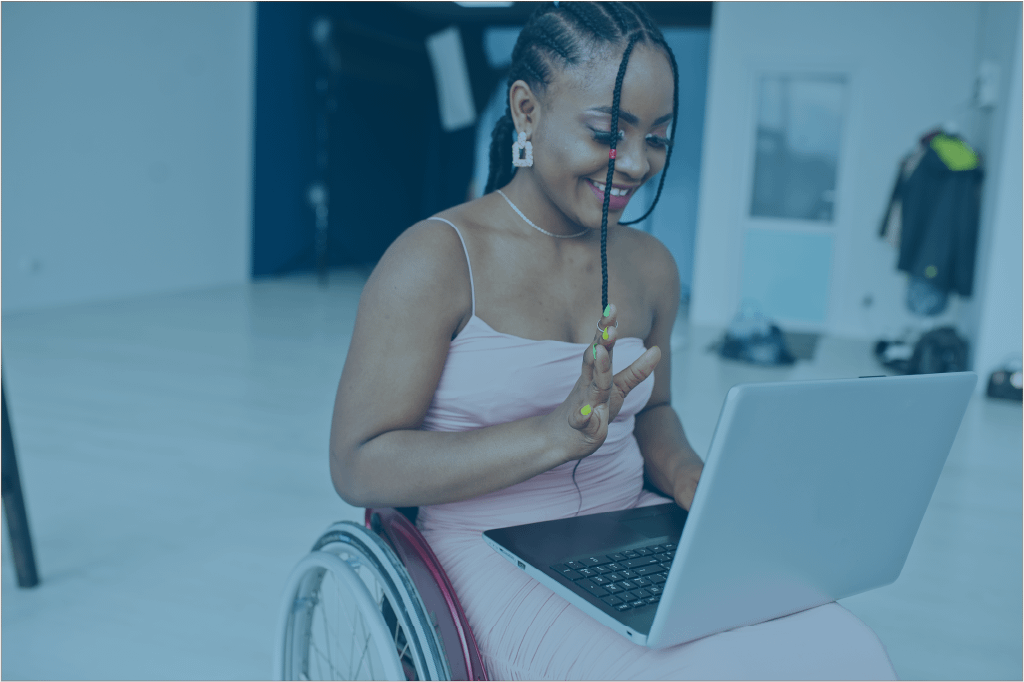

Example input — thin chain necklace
[496,189,588,239]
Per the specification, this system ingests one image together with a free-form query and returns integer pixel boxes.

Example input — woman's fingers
[593,303,619,358]
[608,345,661,420]
[571,338,614,431]
[617,345,661,391]
[562,304,628,456]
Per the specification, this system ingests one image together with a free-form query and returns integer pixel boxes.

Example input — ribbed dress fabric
[415,218,897,680]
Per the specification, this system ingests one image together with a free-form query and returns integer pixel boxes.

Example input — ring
[596,320,619,333]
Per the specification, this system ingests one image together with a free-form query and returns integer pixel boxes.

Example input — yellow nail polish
[602,328,609,340]
[604,305,611,317]
[581,404,592,416]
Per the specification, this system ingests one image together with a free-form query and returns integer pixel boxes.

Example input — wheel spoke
[398,632,411,663]
[318,582,338,676]
[354,628,373,679]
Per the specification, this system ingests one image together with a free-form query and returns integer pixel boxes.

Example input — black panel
[253,2,495,276]
[399,2,713,28]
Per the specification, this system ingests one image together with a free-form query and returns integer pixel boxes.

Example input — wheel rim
[275,523,449,681]
[278,551,404,680]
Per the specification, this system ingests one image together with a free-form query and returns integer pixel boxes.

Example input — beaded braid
[614,2,680,226]
[600,32,642,311]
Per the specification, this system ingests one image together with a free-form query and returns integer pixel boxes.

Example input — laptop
[483,372,977,648]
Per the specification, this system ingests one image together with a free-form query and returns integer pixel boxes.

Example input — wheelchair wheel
[275,522,450,680]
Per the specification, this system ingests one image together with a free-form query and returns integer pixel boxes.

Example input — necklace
[496,189,588,239]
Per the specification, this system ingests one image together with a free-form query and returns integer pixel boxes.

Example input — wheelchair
[274,507,488,680]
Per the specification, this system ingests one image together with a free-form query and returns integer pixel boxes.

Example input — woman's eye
[645,134,671,150]
[592,129,625,145]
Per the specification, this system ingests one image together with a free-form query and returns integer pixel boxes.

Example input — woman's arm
[633,237,704,510]
[635,404,704,510]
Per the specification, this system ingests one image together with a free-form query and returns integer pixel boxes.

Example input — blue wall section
[649,28,710,302]
[742,229,834,324]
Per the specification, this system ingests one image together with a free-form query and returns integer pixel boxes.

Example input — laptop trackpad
[618,507,685,539]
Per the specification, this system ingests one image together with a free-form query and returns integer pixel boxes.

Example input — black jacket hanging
[880,134,983,298]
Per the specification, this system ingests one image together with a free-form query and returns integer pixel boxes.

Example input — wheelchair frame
[274,508,487,681]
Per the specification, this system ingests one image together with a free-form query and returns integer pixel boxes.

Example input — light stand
[310,17,339,286]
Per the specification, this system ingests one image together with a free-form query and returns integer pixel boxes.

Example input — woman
[330,3,896,678]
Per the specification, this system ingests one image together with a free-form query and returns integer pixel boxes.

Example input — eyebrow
[589,106,673,128]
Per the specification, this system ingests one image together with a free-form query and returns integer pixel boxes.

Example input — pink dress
[416,218,897,680]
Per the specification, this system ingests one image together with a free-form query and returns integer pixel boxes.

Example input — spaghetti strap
[427,217,476,317]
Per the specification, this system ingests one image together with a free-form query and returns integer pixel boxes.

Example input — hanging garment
[879,133,983,301]
[906,275,949,315]
[879,140,931,249]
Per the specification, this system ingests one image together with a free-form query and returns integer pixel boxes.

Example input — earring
[512,131,533,168]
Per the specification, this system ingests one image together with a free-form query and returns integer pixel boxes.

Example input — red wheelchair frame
[365,508,488,681]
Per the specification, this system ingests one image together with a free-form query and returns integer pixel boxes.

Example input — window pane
[749,74,846,222]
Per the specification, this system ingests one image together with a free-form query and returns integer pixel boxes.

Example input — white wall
[691,2,1002,339]
[2,2,256,314]
[967,17,1022,386]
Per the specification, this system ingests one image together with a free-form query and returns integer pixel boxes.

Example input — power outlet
[976,60,1000,109]
[19,256,43,275]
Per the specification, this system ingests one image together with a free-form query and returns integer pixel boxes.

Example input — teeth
[593,181,631,197]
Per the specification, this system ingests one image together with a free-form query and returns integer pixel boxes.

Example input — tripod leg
[2,378,40,588]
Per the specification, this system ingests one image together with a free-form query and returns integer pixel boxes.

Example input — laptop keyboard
[550,542,676,613]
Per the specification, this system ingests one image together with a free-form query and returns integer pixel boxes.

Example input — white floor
[2,272,1020,680]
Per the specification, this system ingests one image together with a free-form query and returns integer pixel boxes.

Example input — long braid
[484,110,516,194]
[600,32,641,312]
[571,31,640,515]
[618,4,680,225]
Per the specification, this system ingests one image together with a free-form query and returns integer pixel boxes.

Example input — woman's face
[526,44,675,229]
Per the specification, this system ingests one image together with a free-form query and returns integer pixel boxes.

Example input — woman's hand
[549,304,661,463]
[670,458,703,511]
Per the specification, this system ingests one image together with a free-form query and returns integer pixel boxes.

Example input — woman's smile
[585,178,636,211]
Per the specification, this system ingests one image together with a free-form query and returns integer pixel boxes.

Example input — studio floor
[2,272,1021,680]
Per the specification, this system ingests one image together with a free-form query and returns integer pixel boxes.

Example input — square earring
[512,131,533,168]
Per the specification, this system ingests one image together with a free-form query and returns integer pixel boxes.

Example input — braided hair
[483,1,679,312]
[483,2,680,513]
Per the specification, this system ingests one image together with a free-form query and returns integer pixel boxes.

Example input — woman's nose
[613,138,649,181]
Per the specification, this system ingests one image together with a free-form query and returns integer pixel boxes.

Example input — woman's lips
[586,178,635,212]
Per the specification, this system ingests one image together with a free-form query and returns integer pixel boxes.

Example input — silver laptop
[483,372,977,648]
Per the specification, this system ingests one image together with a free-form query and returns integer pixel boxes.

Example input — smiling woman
[328,2,896,678]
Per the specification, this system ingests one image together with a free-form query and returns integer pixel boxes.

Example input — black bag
[720,323,795,366]
[717,301,796,367]
[986,365,1023,401]
[909,326,969,374]
[875,326,968,375]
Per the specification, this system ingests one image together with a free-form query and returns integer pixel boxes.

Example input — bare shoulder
[618,226,681,305]
[433,193,504,240]
[365,216,474,337]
